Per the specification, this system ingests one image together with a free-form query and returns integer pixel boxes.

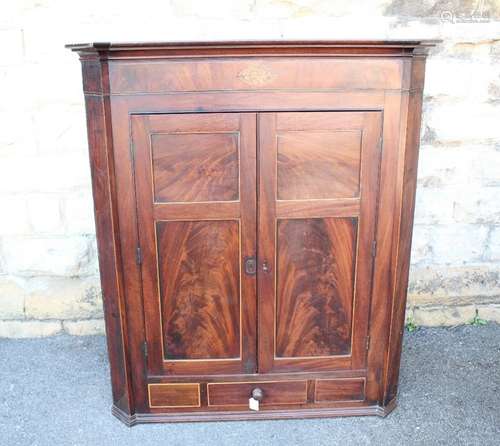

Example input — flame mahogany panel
[156,220,241,360]
[277,131,361,200]
[151,132,239,203]
[276,217,357,358]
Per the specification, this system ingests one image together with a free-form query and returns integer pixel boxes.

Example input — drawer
[314,378,365,402]
[148,383,200,408]
[207,380,308,407]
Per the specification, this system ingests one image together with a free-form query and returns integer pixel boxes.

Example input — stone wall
[0,0,499,337]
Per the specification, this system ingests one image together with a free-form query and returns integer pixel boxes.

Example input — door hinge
[136,246,142,265]
[366,335,371,351]
[371,240,377,258]
[142,341,148,359]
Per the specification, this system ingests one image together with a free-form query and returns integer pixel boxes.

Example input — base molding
[112,400,398,426]
[111,405,138,427]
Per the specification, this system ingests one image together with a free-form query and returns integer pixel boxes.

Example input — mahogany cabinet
[67,40,436,425]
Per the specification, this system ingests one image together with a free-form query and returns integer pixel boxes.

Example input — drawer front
[314,378,365,402]
[208,380,307,407]
[148,383,200,408]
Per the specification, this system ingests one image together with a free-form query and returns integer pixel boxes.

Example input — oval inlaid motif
[237,64,275,87]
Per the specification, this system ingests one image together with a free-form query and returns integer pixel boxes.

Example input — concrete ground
[0,325,499,446]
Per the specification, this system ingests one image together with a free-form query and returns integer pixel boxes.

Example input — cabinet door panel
[132,113,257,376]
[152,132,239,203]
[157,220,240,360]
[277,131,361,200]
[276,217,357,358]
[258,111,382,373]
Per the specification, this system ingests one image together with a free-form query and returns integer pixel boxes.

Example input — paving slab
[0,325,499,445]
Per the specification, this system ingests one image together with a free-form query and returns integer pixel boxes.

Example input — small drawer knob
[251,387,264,401]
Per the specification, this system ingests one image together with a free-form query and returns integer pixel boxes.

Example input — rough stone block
[484,226,500,261]
[423,102,500,144]
[0,153,91,194]
[414,186,454,225]
[424,57,490,100]
[410,225,434,265]
[27,194,63,234]
[2,235,94,276]
[417,144,500,189]
[0,320,62,338]
[417,145,457,188]
[63,319,105,336]
[0,277,26,319]
[0,109,38,157]
[430,224,489,265]
[413,305,476,327]
[452,186,500,224]
[25,62,84,107]
[62,191,96,234]
[383,0,500,19]
[0,196,30,235]
[463,145,500,187]
[171,0,255,19]
[33,104,88,154]
[24,277,102,320]
[477,304,500,323]
[408,265,500,306]
[0,29,24,65]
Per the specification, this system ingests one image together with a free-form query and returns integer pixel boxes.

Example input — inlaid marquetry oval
[237,64,275,87]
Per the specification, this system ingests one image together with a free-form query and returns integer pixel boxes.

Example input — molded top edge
[65,39,440,57]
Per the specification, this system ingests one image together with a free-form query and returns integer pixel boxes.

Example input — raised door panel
[258,111,382,373]
[276,217,357,358]
[277,131,361,200]
[157,220,240,360]
[152,132,239,203]
[131,113,257,376]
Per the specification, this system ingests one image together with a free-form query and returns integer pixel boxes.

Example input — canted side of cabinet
[68,41,434,425]
[79,58,134,416]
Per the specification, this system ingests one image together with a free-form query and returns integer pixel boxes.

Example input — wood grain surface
[207,380,307,406]
[149,383,200,408]
[276,217,357,357]
[315,378,365,402]
[277,131,361,200]
[151,132,239,203]
[157,220,241,360]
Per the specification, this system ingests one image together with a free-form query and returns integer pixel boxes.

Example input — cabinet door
[258,112,382,373]
[131,113,257,376]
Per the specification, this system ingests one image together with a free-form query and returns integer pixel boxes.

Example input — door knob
[251,387,264,402]
[261,261,270,273]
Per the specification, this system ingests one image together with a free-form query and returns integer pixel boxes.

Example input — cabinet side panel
[384,86,425,404]
[82,59,132,413]
[364,93,405,405]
